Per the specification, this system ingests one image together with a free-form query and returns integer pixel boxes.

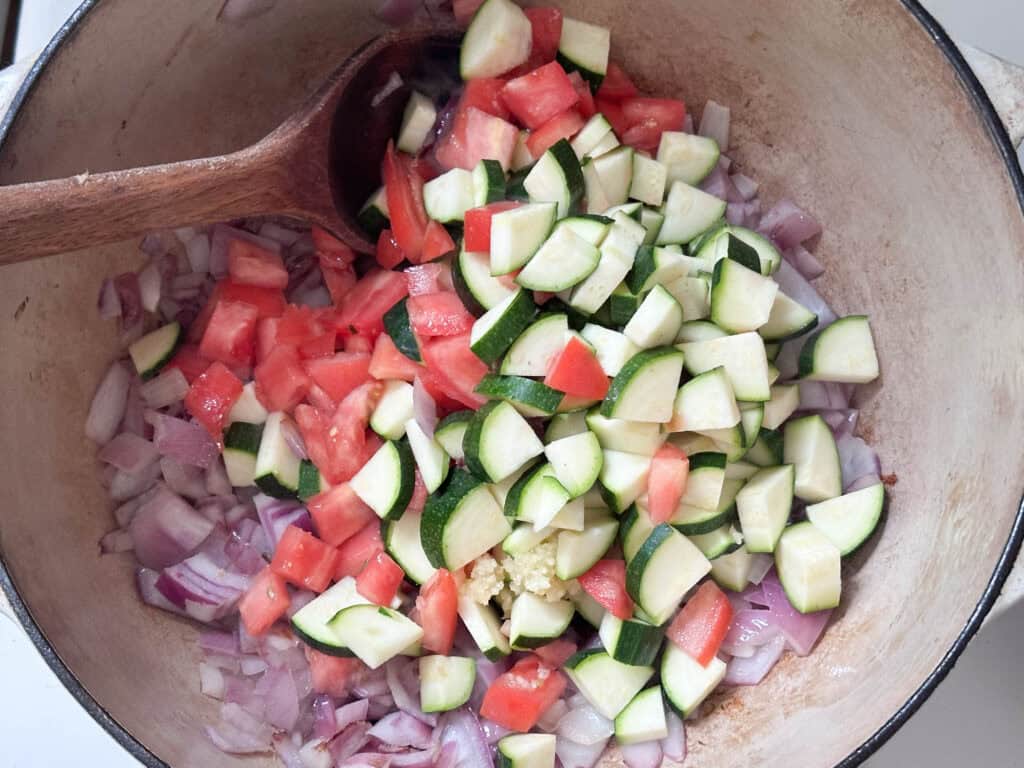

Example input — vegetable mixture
[87,1,885,766]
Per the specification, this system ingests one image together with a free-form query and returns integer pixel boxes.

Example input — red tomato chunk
[577,559,633,620]
[227,238,288,290]
[480,657,567,732]
[270,525,340,593]
[185,361,243,440]
[667,581,734,666]
[356,551,405,606]
[238,567,290,637]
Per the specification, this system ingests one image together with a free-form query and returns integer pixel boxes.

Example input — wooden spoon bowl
[0,26,460,265]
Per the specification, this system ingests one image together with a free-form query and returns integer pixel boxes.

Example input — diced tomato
[275,305,319,345]
[414,369,467,417]
[407,292,475,338]
[544,336,609,400]
[305,383,336,413]
[596,62,640,102]
[415,568,459,655]
[480,657,567,732]
[299,381,383,484]
[502,62,579,130]
[334,269,409,338]
[667,581,734,667]
[304,352,372,404]
[184,361,244,440]
[313,225,357,267]
[647,444,690,524]
[463,201,521,252]
[218,280,287,319]
[534,639,578,667]
[299,330,336,359]
[227,238,289,290]
[255,345,311,412]
[383,143,429,263]
[595,96,630,137]
[533,291,554,305]
[567,71,596,119]
[334,522,384,580]
[322,262,358,305]
[305,648,362,697]
[186,283,222,343]
[577,559,633,620]
[526,108,585,157]
[308,483,377,547]
[356,551,405,606]
[434,107,518,172]
[620,97,686,151]
[453,0,485,27]
[238,567,290,636]
[270,525,340,593]
[369,333,422,382]
[198,300,259,368]
[420,333,489,409]
[524,7,563,65]
[405,263,450,296]
[422,220,457,262]
[343,333,374,355]
[376,228,406,270]
[255,317,280,364]
[166,344,212,384]
[460,77,511,121]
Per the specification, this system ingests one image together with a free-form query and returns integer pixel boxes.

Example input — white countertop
[2,3,1023,767]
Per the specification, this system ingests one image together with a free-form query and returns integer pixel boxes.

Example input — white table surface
[2,2,1023,767]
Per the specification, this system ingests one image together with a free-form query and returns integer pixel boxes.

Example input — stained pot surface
[1,1,1023,767]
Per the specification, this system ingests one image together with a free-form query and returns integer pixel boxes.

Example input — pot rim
[1,2,1022,766]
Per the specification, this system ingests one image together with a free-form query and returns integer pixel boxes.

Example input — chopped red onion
[98,278,123,318]
[699,100,731,150]
[113,484,159,527]
[98,432,160,474]
[311,695,338,740]
[137,261,163,313]
[731,173,759,201]
[759,199,822,250]
[388,748,440,767]
[726,200,762,228]
[836,433,882,491]
[329,722,373,762]
[798,382,850,411]
[773,258,837,331]
[367,711,433,749]
[412,377,438,438]
[218,0,277,23]
[537,698,568,732]
[721,608,779,658]
[185,233,212,274]
[555,735,608,768]
[161,456,210,499]
[209,225,282,279]
[206,458,234,497]
[759,572,832,656]
[200,662,227,699]
[660,711,686,762]
[436,708,491,768]
[352,667,389,699]
[386,657,437,726]
[114,272,143,329]
[119,381,148,437]
[257,666,302,731]
[620,740,663,768]
[334,699,370,732]
[784,244,826,281]
[748,553,774,585]
[281,418,309,460]
[140,367,189,408]
[258,222,305,247]
[299,738,333,768]
[255,495,312,548]
[699,159,736,202]
[108,461,163,501]
[100,528,135,553]
[557,703,613,746]
[273,735,305,768]
[291,285,332,309]
[201,630,241,657]
[847,473,882,493]
[480,718,512,745]
[130,486,214,568]
[146,410,219,468]
[725,632,787,686]
[375,0,422,27]
[206,702,274,754]
[372,72,405,109]
[86,361,133,444]
[157,552,250,622]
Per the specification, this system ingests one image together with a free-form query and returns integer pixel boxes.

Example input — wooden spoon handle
[0,145,292,266]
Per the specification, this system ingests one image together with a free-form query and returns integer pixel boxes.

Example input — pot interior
[1,1,1023,766]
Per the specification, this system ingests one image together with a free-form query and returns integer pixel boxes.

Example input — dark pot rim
[1,2,1022,766]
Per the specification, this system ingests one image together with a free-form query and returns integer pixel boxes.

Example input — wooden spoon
[0,26,461,266]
